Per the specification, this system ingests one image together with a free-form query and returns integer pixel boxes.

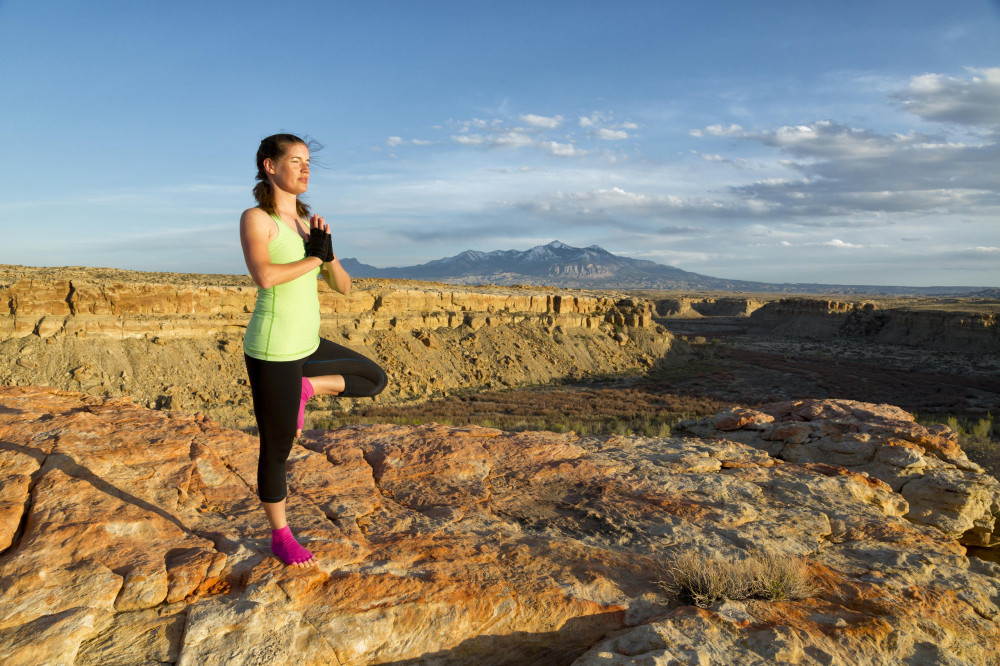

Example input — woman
[240,133,387,567]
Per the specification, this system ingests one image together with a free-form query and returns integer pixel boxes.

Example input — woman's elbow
[251,270,275,290]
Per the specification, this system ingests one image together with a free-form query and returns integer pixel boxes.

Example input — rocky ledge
[0,272,675,429]
[675,399,1000,548]
[1,386,999,664]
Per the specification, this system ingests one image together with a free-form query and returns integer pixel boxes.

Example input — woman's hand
[310,214,330,236]
[311,213,351,295]
[307,215,336,263]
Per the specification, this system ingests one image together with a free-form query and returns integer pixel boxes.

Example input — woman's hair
[252,133,315,218]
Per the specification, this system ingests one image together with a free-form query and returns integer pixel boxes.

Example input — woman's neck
[271,188,299,220]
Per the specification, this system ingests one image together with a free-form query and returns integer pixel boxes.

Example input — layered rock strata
[1,386,998,664]
[655,297,768,318]
[0,274,675,430]
[748,298,1000,352]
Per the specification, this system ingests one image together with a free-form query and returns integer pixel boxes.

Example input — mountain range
[341,240,990,296]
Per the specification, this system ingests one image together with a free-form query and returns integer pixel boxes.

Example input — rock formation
[675,400,1000,549]
[655,296,767,318]
[0,269,678,430]
[1,386,998,664]
[747,298,1000,353]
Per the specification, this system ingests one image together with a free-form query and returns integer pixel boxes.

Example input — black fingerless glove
[323,233,336,263]
[304,227,328,261]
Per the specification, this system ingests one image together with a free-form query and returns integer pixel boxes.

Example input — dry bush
[659,550,817,607]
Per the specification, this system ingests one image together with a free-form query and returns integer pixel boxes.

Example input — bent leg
[302,338,388,398]
[308,374,346,396]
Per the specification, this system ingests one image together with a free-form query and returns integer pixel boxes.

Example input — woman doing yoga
[240,133,387,567]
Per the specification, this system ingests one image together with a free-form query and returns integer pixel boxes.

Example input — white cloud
[895,67,1000,126]
[388,136,433,147]
[579,112,609,127]
[520,114,563,129]
[738,121,938,159]
[452,134,486,146]
[595,128,629,140]
[539,141,587,157]
[690,124,744,138]
[492,130,535,148]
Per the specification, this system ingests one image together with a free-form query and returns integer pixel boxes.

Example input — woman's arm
[240,208,322,289]
[321,257,352,295]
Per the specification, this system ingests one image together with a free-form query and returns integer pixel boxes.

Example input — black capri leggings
[244,337,388,502]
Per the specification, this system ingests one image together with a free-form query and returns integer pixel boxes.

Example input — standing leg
[244,354,316,567]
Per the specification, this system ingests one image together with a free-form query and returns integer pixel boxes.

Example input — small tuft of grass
[659,549,817,608]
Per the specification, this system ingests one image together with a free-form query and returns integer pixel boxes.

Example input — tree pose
[240,134,387,567]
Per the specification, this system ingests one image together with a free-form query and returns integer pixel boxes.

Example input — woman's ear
[262,157,275,175]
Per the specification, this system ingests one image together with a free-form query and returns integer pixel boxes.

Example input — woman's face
[266,142,310,196]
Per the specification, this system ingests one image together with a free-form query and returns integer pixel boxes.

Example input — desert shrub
[914,412,1000,479]
[659,550,817,607]
[970,416,995,441]
[918,413,998,450]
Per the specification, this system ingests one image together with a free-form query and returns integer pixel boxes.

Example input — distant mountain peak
[340,242,989,296]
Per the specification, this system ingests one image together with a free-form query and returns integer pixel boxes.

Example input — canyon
[2,266,997,436]
[0,266,674,432]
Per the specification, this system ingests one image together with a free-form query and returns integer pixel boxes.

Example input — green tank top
[243,213,321,361]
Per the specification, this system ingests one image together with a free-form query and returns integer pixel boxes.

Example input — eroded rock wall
[656,297,768,318]
[748,298,1000,352]
[0,277,679,430]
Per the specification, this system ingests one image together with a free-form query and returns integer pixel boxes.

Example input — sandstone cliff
[0,269,678,430]
[747,298,1000,353]
[1,386,999,664]
[654,296,768,318]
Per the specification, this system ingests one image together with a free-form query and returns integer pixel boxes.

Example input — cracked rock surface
[0,386,998,665]
[676,399,1000,548]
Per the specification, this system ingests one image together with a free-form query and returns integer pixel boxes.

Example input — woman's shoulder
[241,206,271,220]
[241,206,277,228]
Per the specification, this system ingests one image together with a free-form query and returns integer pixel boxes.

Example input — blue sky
[2,1,999,287]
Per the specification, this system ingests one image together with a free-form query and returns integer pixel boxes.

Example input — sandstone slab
[676,398,1000,547]
[0,387,997,664]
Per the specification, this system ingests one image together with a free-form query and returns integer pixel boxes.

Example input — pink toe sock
[271,525,313,565]
[297,378,315,432]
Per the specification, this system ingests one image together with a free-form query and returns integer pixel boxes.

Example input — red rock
[0,387,998,664]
